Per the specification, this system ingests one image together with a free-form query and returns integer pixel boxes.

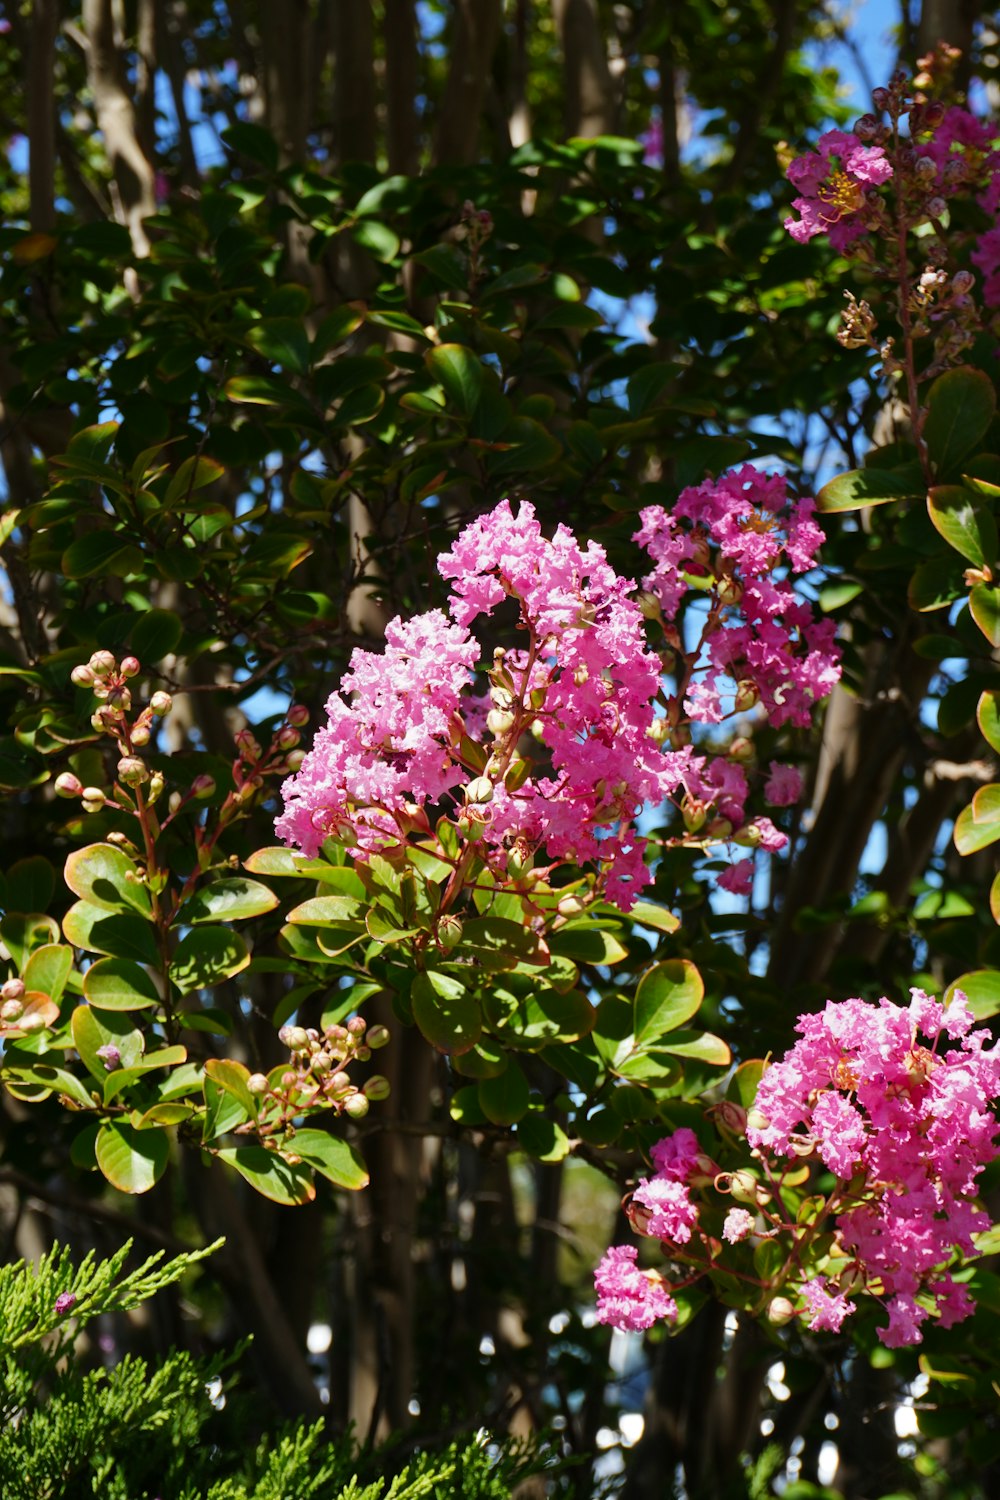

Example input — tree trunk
[552,0,617,139]
[81,0,157,255]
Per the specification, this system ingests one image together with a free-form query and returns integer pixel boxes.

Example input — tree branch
[28,0,59,232]
[81,0,157,255]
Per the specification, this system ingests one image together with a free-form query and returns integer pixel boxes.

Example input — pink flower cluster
[635,467,835,732]
[784,128,893,250]
[277,495,833,907]
[595,1128,704,1330]
[749,989,1000,1346]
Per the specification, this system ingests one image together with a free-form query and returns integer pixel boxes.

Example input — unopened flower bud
[923,99,945,128]
[120,656,140,678]
[871,87,890,112]
[367,1025,390,1049]
[914,155,936,180]
[71,664,95,688]
[192,774,216,799]
[854,113,878,140]
[952,270,975,295]
[82,785,106,805]
[312,1050,333,1074]
[734,680,759,713]
[436,913,463,950]
[130,724,151,748]
[727,1169,761,1205]
[117,756,149,787]
[276,726,300,750]
[326,1023,348,1043]
[925,196,946,219]
[329,1070,352,1095]
[465,776,494,806]
[767,1297,796,1326]
[147,771,165,802]
[363,1075,391,1101]
[0,998,24,1021]
[89,650,116,676]
[1,977,25,1002]
[557,894,587,916]
[234,730,262,762]
[682,799,707,834]
[284,749,306,772]
[728,736,754,763]
[247,1072,270,1095]
[486,708,516,736]
[281,1070,297,1090]
[54,772,83,798]
[280,1025,310,1052]
[287,704,310,727]
[96,1043,121,1071]
[343,1093,369,1119]
[347,1016,366,1036]
[150,691,173,717]
[355,1045,371,1062]
[713,1099,748,1135]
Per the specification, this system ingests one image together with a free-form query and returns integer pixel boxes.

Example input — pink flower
[880,1294,929,1348]
[764,762,803,807]
[631,1176,698,1244]
[784,128,892,249]
[718,859,754,895]
[594,1244,677,1331]
[801,1275,854,1333]
[722,1208,755,1244]
[650,1128,702,1180]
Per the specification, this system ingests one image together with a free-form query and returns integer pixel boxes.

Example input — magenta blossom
[784,128,892,250]
[594,1244,677,1331]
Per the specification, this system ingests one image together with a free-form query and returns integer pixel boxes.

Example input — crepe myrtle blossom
[278,496,835,906]
[594,1244,677,1331]
[784,128,892,249]
[748,988,1000,1346]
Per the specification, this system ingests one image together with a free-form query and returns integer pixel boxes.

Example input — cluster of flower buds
[59,651,171,811]
[0,974,55,1034]
[231,704,308,808]
[249,1013,391,1126]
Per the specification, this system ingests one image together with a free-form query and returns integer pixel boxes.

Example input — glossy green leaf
[425,344,484,417]
[1,913,60,970]
[924,366,997,477]
[22,943,73,1001]
[547,927,628,965]
[634,959,705,1046]
[170,926,250,995]
[220,120,279,170]
[927,485,998,567]
[5,856,55,913]
[945,969,1000,1020]
[82,956,160,1010]
[451,1039,509,1079]
[64,844,152,918]
[628,901,681,935]
[62,902,160,965]
[412,970,481,1054]
[483,986,594,1049]
[288,1128,369,1190]
[954,796,1000,855]
[244,846,309,877]
[456,916,545,971]
[246,317,311,375]
[979,691,1000,754]
[62,532,143,579]
[129,607,184,661]
[204,1057,257,1115]
[96,1121,170,1194]
[71,1004,144,1081]
[164,456,225,507]
[970,583,1000,646]
[818,467,918,512]
[658,1029,731,1066]
[287,894,364,926]
[215,1147,315,1205]
[516,1115,570,1162]
[181,878,280,925]
[478,1061,530,1125]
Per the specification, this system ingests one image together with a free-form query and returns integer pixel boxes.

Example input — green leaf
[287,894,364,926]
[216,1147,315,1205]
[62,532,143,580]
[67,421,119,463]
[978,691,1000,754]
[82,956,159,1011]
[1,913,60,969]
[62,902,159,965]
[634,959,705,1046]
[924,366,997,477]
[424,344,484,418]
[246,317,311,376]
[64,844,152,918]
[220,121,279,170]
[992,870,1000,925]
[456,916,545,971]
[412,970,481,1054]
[483,987,594,1049]
[163,457,225,508]
[628,901,680,935]
[818,468,919,512]
[204,1058,257,1116]
[352,219,400,261]
[96,1121,169,1194]
[129,608,184,662]
[927,485,998,567]
[970,583,1000,646]
[22,943,73,1001]
[516,1115,570,1162]
[478,1062,530,1125]
[451,1039,509,1079]
[170,927,250,995]
[657,1029,731,1066]
[945,970,1000,1020]
[954,793,1000,855]
[288,1128,369,1190]
[5,856,55,913]
[71,1005,144,1081]
[180,878,280,924]
[547,927,628,965]
[244,846,309,877]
